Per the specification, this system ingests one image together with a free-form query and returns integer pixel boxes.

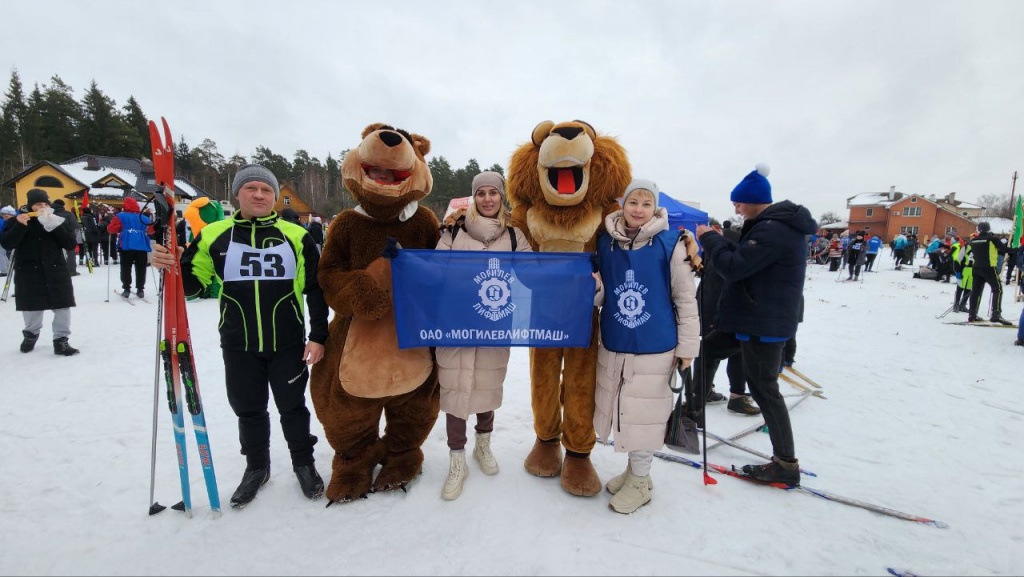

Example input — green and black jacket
[181,211,328,352]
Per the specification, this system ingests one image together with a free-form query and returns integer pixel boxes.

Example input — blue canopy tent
[659,192,709,232]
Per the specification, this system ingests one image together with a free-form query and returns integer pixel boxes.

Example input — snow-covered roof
[955,201,983,210]
[172,178,201,199]
[820,221,849,229]
[60,161,137,189]
[847,193,897,207]
[974,216,1015,235]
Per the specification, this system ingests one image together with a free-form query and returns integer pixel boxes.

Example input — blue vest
[597,230,678,354]
[118,212,152,252]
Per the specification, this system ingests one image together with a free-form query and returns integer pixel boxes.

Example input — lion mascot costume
[506,119,631,496]
[310,123,441,504]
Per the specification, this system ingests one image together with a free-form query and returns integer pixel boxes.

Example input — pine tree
[122,96,150,158]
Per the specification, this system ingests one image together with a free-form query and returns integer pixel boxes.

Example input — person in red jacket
[106,197,153,299]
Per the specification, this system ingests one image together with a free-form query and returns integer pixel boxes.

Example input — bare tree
[976,193,1013,218]
[818,210,842,225]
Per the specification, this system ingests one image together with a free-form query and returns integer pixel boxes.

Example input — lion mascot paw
[310,123,442,504]
[507,119,631,497]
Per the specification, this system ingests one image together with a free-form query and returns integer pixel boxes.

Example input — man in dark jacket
[151,165,328,508]
[0,188,80,355]
[696,165,817,486]
[688,235,760,422]
[968,221,1014,324]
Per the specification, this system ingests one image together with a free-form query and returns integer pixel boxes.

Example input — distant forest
[0,70,503,216]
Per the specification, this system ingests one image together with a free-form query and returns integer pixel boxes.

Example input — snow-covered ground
[1,252,1021,576]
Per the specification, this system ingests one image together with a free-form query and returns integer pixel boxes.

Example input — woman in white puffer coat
[434,171,532,501]
[592,179,701,514]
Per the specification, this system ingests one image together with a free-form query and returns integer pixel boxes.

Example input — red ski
[148,117,220,516]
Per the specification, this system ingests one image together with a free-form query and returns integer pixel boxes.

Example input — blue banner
[390,249,595,348]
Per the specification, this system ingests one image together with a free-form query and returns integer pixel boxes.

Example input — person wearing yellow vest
[967,222,1014,324]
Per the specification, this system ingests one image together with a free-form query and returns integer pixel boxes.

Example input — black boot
[230,466,271,509]
[990,314,1013,326]
[741,456,800,486]
[20,330,39,353]
[294,464,325,500]
[53,337,79,356]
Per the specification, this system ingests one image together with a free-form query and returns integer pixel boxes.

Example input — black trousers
[969,267,1003,319]
[689,330,745,409]
[865,253,877,271]
[222,347,316,469]
[99,237,114,262]
[740,339,796,460]
[119,250,148,291]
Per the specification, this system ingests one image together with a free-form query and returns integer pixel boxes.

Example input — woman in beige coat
[592,179,701,514]
[435,171,532,501]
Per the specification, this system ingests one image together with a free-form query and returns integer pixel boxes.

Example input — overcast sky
[3,0,1022,222]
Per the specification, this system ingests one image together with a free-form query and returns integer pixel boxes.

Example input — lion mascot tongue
[507,120,631,496]
[309,123,441,504]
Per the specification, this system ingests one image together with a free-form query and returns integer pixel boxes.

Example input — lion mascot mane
[506,119,631,496]
[310,123,441,503]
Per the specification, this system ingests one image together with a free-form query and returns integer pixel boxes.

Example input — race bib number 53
[223,241,297,282]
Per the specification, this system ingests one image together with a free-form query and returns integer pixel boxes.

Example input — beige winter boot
[473,432,499,475]
[606,463,654,495]
[441,450,468,501]
[608,473,652,514]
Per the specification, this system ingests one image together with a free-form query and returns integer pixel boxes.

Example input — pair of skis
[147,118,220,517]
[653,451,948,528]
[778,365,825,399]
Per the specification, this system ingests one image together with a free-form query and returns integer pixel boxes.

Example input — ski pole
[148,272,168,516]
[105,235,111,302]
[936,303,955,319]
[1,249,14,302]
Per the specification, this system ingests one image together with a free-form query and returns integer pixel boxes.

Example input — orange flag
[82,189,90,209]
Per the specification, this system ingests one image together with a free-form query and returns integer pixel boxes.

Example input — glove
[380,237,401,259]
[35,206,65,232]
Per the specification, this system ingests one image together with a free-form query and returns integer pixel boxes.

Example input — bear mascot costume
[310,123,441,504]
[506,119,631,496]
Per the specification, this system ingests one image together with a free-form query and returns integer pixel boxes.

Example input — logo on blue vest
[613,270,651,329]
[473,257,517,322]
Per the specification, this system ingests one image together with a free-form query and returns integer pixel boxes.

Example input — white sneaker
[473,432,499,475]
[441,450,468,501]
[608,473,652,514]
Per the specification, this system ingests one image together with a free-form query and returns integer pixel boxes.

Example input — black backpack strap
[507,226,517,251]
[450,225,461,242]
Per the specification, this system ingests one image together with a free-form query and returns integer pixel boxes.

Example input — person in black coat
[0,188,80,355]
[80,207,101,266]
[697,165,816,486]
[687,232,760,422]
[307,216,324,251]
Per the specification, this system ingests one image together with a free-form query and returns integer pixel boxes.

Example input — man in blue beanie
[696,164,817,486]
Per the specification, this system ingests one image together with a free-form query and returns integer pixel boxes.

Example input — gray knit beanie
[471,171,506,202]
[231,164,280,198]
[622,178,659,209]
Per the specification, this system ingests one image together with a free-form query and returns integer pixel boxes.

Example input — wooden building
[3,155,205,211]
